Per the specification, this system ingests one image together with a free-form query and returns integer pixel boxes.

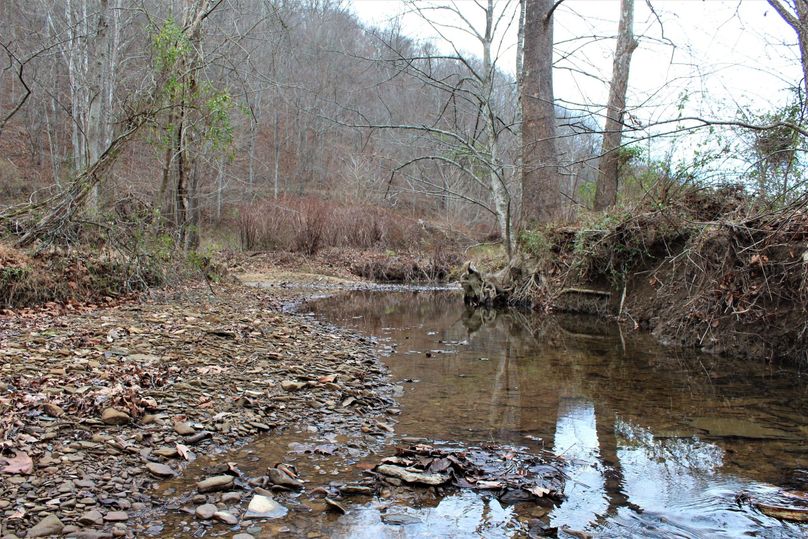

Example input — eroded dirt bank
[470,189,808,364]
[0,279,396,538]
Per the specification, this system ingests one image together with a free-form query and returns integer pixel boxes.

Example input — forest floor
[0,267,402,539]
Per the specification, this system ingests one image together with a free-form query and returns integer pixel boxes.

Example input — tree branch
[0,43,32,139]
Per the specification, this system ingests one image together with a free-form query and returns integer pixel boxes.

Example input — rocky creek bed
[0,281,397,538]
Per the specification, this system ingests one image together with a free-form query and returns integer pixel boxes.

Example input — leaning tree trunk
[766,1,808,106]
[594,0,638,211]
[4,1,217,248]
[521,0,561,226]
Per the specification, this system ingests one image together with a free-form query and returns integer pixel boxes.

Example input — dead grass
[238,195,472,255]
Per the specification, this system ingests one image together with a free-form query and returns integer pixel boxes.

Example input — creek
[159,289,808,538]
[305,289,808,537]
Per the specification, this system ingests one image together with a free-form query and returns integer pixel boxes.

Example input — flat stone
[174,422,196,435]
[281,380,306,392]
[197,475,234,493]
[103,511,128,522]
[212,511,238,525]
[71,531,112,539]
[43,403,65,417]
[145,462,176,478]
[232,535,255,539]
[195,503,218,519]
[221,491,241,503]
[244,495,287,519]
[153,447,178,458]
[101,408,130,426]
[78,509,104,526]
[26,514,64,537]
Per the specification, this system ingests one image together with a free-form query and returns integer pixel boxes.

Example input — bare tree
[594,0,638,211]
[3,0,222,248]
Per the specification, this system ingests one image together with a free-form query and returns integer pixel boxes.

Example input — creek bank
[0,281,396,538]
[464,189,808,364]
[225,246,462,285]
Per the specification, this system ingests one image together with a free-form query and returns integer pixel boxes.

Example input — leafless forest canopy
[0,0,806,252]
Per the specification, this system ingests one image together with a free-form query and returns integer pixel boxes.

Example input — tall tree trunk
[594,0,637,211]
[274,109,281,199]
[521,0,561,225]
[87,0,110,213]
[176,0,212,252]
[514,0,526,229]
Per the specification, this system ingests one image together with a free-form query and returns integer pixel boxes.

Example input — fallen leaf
[176,443,195,461]
[527,485,551,498]
[1,451,33,474]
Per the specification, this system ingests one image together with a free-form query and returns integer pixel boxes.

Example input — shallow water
[305,290,808,538]
[158,289,808,538]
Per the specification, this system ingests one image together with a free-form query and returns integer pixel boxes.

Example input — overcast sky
[350,0,801,163]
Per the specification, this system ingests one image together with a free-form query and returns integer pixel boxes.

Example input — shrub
[237,196,458,255]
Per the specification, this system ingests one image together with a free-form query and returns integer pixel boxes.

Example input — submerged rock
[267,466,303,489]
[197,475,234,493]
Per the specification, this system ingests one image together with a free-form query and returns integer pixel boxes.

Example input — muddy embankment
[465,188,808,364]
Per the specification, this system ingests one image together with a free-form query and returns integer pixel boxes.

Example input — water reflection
[330,492,518,538]
[304,290,808,537]
[551,398,608,530]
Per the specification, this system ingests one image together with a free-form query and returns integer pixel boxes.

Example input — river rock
[43,403,65,417]
[281,380,306,392]
[153,447,178,458]
[221,491,241,503]
[103,511,128,522]
[146,462,176,478]
[78,509,104,526]
[244,495,288,519]
[232,535,255,539]
[174,422,196,435]
[324,497,346,514]
[26,514,64,537]
[197,475,234,493]
[195,503,218,519]
[213,511,239,525]
[267,467,303,489]
[100,408,130,425]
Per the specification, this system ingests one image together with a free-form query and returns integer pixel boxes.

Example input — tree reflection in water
[308,290,808,537]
